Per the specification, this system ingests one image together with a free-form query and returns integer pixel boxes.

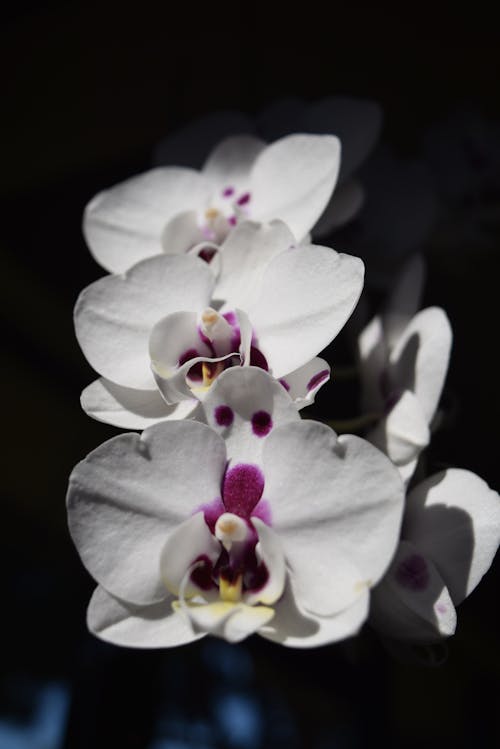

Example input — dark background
[1,3,499,747]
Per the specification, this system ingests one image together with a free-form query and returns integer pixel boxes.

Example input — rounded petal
[74,254,215,389]
[367,390,430,468]
[246,519,286,606]
[160,513,221,597]
[183,601,275,644]
[161,211,206,255]
[250,245,364,377]
[201,367,299,466]
[84,167,212,273]
[259,578,369,648]
[404,470,500,605]
[370,541,457,642]
[67,421,227,605]
[81,377,198,429]
[250,134,341,241]
[388,306,452,423]
[358,315,388,413]
[87,585,203,648]
[263,422,404,616]
[215,220,296,311]
[278,357,330,410]
[383,254,426,348]
[203,135,266,189]
[313,178,364,236]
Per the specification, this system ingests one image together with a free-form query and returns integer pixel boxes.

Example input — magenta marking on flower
[251,411,273,438]
[223,311,237,326]
[228,215,238,226]
[201,226,217,240]
[198,498,226,534]
[178,348,199,366]
[251,498,272,526]
[307,369,329,391]
[197,326,217,357]
[198,246,217,263]
[249,346,268,371]
[395,554,430,591]
[222,464,265,518]
[190,554,216,590]
[236,192,251,206]
[436,603,448,615]
[279,378,290,392]
[222,186,235,197]
[214,405,234,427]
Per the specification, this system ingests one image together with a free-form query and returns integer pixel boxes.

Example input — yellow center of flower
[219,574,243,603]
[205,207,219,221]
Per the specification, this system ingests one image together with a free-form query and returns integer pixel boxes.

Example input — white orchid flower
[358,256,452,483]
[67,367,404,648]
[76,221,364,429]
[371,469,500,642]
[84,133,341,274]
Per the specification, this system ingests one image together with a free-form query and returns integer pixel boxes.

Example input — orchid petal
[245,518,286,606]
[263,422,404,616]
[67,421,227,605]
[388,307,452,423]
[161,211,206,255]
[201,367,299,466]
[370,540,457,641]
[367,390,430,470]
[404,470,500,605]
[203,135,266,189]
[250,245,364,377]
[259,578,369,648]
[81,377,199,429]
[84,168,212,273]
[358,315,387,413]
[160,512,220,598]
[383,254,426,348]
[74,254,215,389]
[182,601,275,644]
[250,134,341,241]
[278,357,330,410]
[87,585,202,648]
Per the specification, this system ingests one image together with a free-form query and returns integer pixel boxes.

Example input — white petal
[278,357,330,410]
[214,220,295,311]
[160,512,220,597]
[404,469,500,605]
[250,134,341,241]
[367,390,430,469]
[81,377,198,429]
[87,585,202,648]
[201,367,299,466]
[245,519,286,606]
[304,96,383,180]
[259,578,369,648]
[370,540,457,642]
[184,601,275,644]
[84,168,212,273]
[383,254,426,348]
[203,135,266,189]
[161,211,206,255]
[313,179,364,235]
[67,421,227,605]
[388,307,452,423]
[263,422,404,615]
[250,245,364,377]
[74,254,215,389]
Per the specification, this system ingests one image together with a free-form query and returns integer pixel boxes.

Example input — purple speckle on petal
[223,311,237,326]
[279,378,290,392]
[395,554,430,591]
[198,246,217,263]
[237,192,251,206]
[251,410,273,437]
[222,464,265,518]
[228,215,238,226]
[222,186,235,197]
[436,603,448,615]
[307,369,329,392]
[214,405,234,427]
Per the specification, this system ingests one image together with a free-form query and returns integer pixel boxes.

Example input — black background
[1,3,499,747]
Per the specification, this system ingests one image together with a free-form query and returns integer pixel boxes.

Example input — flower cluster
[68,99,499,651]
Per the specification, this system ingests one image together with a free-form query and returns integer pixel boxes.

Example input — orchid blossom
[67,368,404,648]
[358,256,452,483]
[84,133,341,274]
[76,221,364,429]
[371,469,500,642]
